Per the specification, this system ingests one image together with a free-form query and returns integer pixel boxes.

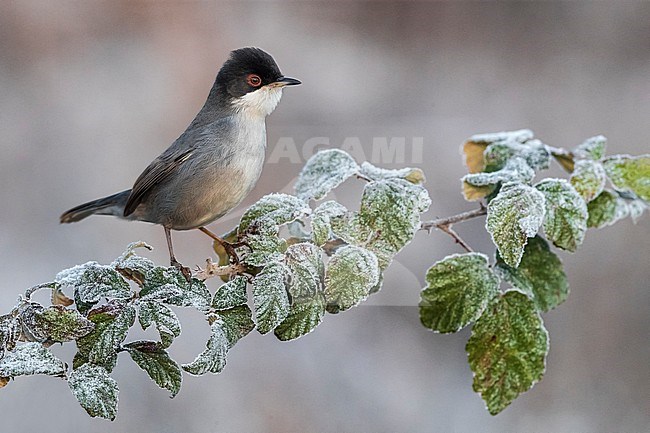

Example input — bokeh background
[1,1,648,432]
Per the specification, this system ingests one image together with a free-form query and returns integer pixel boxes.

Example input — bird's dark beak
[274,76,301,87]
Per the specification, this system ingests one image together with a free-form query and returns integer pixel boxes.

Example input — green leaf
[218,306,255,348]
[252,262,290,334]
[486,183,546,267]
[137,301,181,348]
[112,241,155,285]
[333,178,430,269]
[575,135,606,160]
[56,262,131,303]
[535,179,587,252]
[33,305,95,343]
[74,303,128,371]
[274,295,326,341]
[466,291,549,415]
[88,304,135,368]
[483,139,550,172]
[570,159,606,202]
[242,218,286,267]
[149,268,211,313]
[324,246,380,313]
[212,276,248,311]
[602,154,650,200]
[124,341,181,397]
[285,243,324,299]
[359,161,426,185]
[311,201,348,246]
[495,236,568,312]
[587,190,625,228]
[182,320,229,375]
[239,193,310,233]
[68,363,118,420]
[0,342,66,377]
[419,253,500,333]
[295,149,360,201]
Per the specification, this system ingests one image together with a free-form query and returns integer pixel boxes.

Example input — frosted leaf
[218,306,255,348]
[182,320,228,375]
[419,253,500,333]
[242,218,286,267]
[295,149,360,201]
[602,154,650,201]
[88,304,135,367]
[535,179,587,252]
[570,159,606,202]
[466,291,548,415]
[495,236,569,312]
[486,183,546,268]
[285,243,324,299]
[1,315,21,355]
[484,139,550,172]
[13,302,48,343]
[56,262,131,304]
[274,294,326,341]
[359,161,426,185]
[68,363,118,420]
[311,201,348,246]
[324,246,380,313]
[239,193,310,233]
[575,135,607,160]
[111,242,154,285]
[0,342,65,377]
[74,304,122,371]
[137,301,181,348]
[252,262,290,334]
[124,341,181,397]
[628,199,648,222]
[151,268,211,313]
[333,179,430,269]
[462,129,536,173]
[463,157,535,187]
[587,190,624,228]
[33,305,95,343]
[212,276,248,311]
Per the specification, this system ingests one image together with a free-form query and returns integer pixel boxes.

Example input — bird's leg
[198,226,245,264]
[164,227,192,280]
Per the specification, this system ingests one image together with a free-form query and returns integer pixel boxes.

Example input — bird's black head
[216,47,301,99]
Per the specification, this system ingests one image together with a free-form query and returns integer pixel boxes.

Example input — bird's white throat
[232,86,284,117]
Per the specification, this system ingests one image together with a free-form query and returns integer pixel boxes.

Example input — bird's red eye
[247,74,262,87]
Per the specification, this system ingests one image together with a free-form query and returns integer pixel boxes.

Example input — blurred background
[1,1,648,432]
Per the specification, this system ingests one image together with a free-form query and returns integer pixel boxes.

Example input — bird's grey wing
[123,146,194,216]
[123,117,232,217]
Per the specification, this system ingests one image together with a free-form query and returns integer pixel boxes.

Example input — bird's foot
[219,240,249,265]
[171,259,192,282]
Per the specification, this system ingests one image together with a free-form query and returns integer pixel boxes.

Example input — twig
[420,205,487,253]
[194,258,246,281]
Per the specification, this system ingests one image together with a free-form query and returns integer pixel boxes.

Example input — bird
[60,47,301,278]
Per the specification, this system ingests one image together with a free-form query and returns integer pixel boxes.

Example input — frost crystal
[295,149,360,200]
[252,262,290,334]
[359,161,426,184]
[311,201,348,246]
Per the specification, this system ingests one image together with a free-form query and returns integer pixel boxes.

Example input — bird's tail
[60,190,132,223]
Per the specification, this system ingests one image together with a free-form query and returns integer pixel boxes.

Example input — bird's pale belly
[139,156,264,230]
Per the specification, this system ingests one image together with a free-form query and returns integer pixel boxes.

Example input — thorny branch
[420,204,488,253]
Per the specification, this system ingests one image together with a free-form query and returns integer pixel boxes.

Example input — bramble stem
[420,205,487,253]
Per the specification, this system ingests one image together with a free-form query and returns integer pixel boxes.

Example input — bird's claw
[171,259,192,282]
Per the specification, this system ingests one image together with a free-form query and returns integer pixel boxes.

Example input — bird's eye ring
[247,74,262,87]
